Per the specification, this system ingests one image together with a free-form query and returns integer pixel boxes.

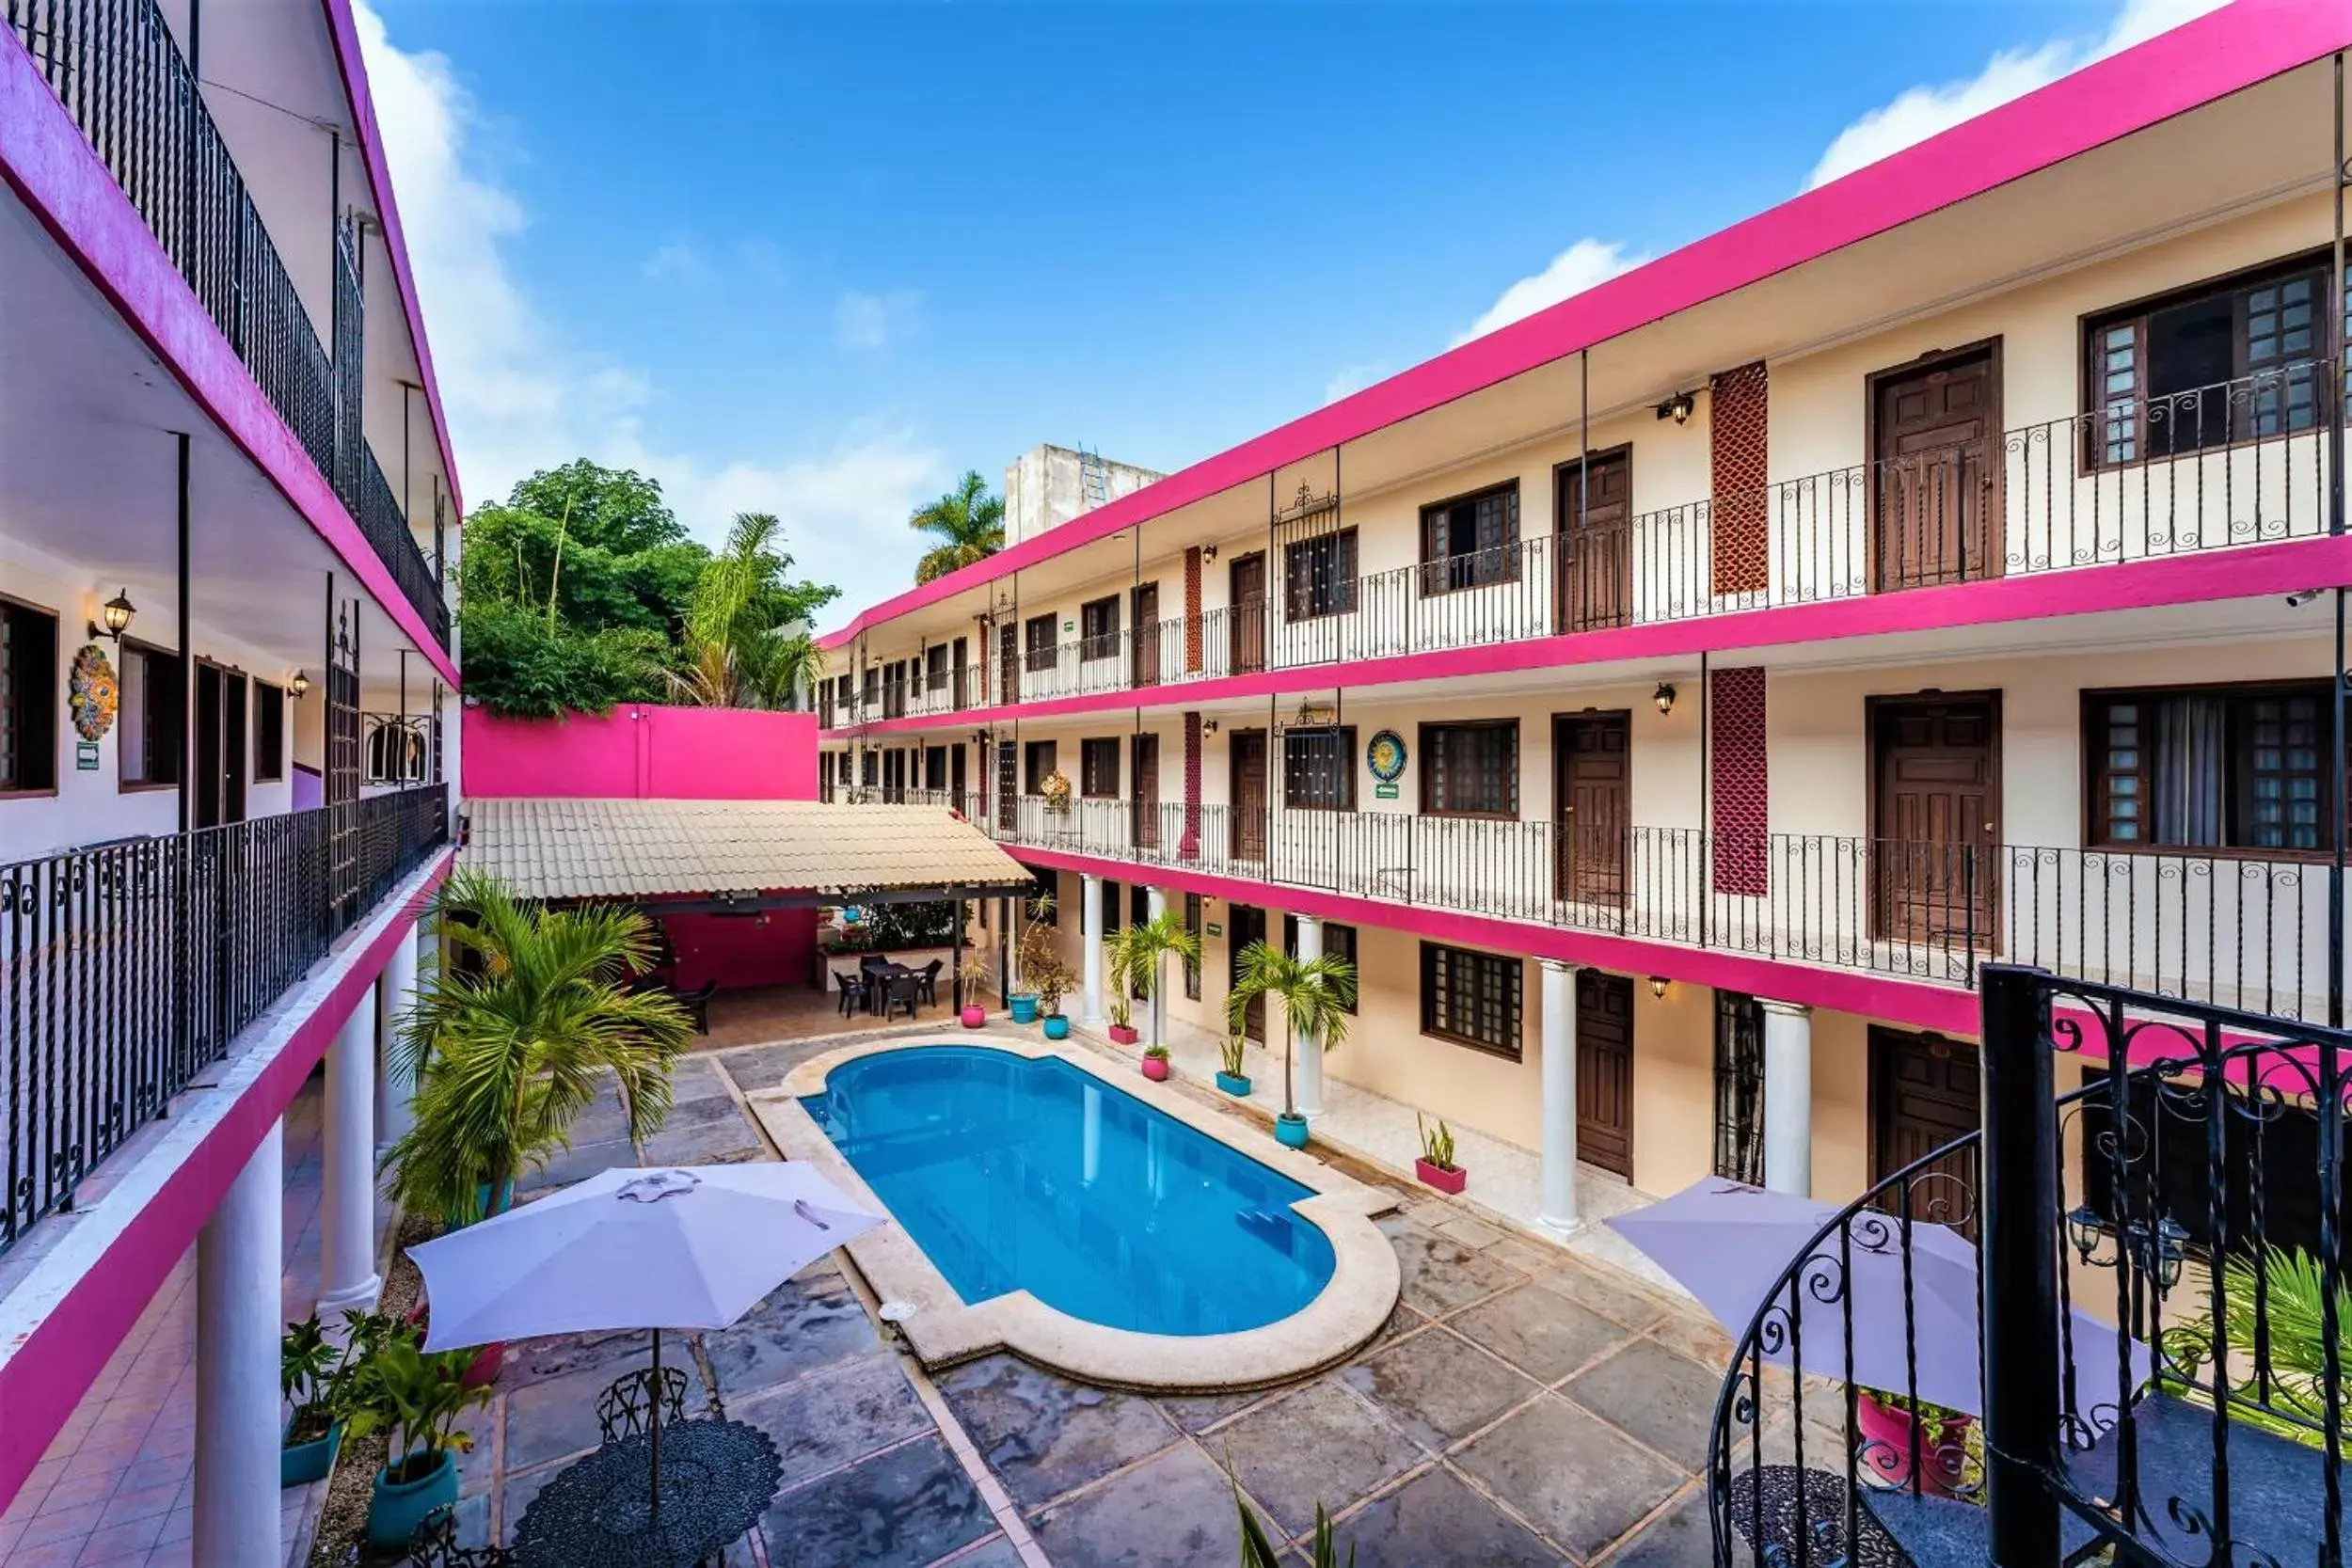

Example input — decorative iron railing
[0,785,448,1255]
[836,791,2332,1017]
[4,0,452,651]
[358,441,448,648]
[1705,969,2351,1568]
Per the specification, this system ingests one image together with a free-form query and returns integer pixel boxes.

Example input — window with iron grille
[119,641,183,787]
[1282,530,1359,620]
[1421,942,1521,1057]
[2087,681,2339,853]
[1100,879,1122,934]
[1081,737,1120,798]
[1080,596,1121,660]
[1419,481,1520,593]
[1282,726,1356,810]
[1025,614,1058,673]
[0,597,59,794]
[2085,250,2344,467]
[1713,992,1766,1184]
[861,750,879,786]
[1184,894,1202,1000]
[926,644,950,692]
[1024,739,1058,795]
[1421,721,1518,817]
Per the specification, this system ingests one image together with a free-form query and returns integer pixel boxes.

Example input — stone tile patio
[453,1026,1750,1565]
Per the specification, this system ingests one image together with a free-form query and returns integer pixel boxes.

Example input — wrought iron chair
[916,958,944,1006]
[403,1506,515,1567]
[594,1363,689,1445]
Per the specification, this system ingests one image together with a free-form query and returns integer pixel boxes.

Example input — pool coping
[743,1029,1403,1393]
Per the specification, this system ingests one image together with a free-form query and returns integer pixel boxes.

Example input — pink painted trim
[821,0,2350,653]
[0,853,453,1509]
[318,0,463,518]
[1005,842,1982,1038]
[0,28,461,688]
[829,534,2352,739]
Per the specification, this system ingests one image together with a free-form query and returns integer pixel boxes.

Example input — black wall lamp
[87,589,135,642]
[289,670,312,699]
[1655,391,1696,426]
[1201,543,1219,562]
[1652,681,1677,717]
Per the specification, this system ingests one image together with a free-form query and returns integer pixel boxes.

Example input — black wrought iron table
[1724,1465,1915,1568]
[511,1417,782,1568]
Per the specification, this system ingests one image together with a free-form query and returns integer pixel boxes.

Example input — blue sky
[358,0,2216,626]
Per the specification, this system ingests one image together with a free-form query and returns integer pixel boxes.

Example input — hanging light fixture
[1648,975,1671,1000]
[87,589,135,642]
[1652,681,1677,717]
[288,669,312,699]
[1654,391,1696,425]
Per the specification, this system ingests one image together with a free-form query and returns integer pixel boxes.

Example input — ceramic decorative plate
[1366,728,1406,783]
[69,643,119,741]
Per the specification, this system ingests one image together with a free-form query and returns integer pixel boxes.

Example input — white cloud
[355,4,944,622]
[1323,361,1392,404]
[641,242,706,283]
[834,289,923,352]
[1805,0,2228,189]
[1453,238,1650,347]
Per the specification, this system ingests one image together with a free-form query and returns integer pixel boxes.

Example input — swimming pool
[801,1045,1337,1337]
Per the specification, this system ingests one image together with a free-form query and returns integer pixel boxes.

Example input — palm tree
[666,513,827,708]
[910,470,1005,584]
[1225,939,1357,1130]
[385,868,694,1224]
[1107,911,1202,1051]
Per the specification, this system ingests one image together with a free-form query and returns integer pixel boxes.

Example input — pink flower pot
[1108,1024,1140,1046]
[1415,1158,1467,1196]
[961,1006,986,1028]
[1855,1392,1973,1497]
[1141,1056,1171,1082]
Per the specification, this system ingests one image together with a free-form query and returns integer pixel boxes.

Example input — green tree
[1108,911,1203,1051]
[666,512,834,709]
[384,868,693,1225]
[910,470,1005,584]
[1225,941,1356,1125]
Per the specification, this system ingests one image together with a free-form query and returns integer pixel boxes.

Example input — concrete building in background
[0,0,462,1556]
[1005,444,1165,546]
[817,2,2352,1243]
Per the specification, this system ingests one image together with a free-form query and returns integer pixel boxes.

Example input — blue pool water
[802,1046,1336,1336]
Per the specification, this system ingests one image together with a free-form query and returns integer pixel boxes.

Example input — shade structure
[407,1164,882,1351]
[1610,1180,2148,1424]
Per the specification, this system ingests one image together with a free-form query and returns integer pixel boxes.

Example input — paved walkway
[0,1084,332,1568]
[451,1030,1758,1565]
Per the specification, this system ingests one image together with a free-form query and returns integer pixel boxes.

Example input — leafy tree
[910,470,1005,584]
[666,513,834,709]
[1225,941,1356,1123]
[455,600,667,720]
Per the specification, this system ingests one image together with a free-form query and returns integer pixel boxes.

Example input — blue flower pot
[1009,995,1041,1024]
[1216,1072,1253,1098]
[446,1178,515,1229]
[1041,1015,1072,1040]
[280,1416,342,1487]
[1274,1114,1311,1149]
[368,1449,458,1549]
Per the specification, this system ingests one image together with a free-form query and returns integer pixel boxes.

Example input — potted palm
[1216,1032,1252,1098]
[957,950,993,1029]
[1141,1043,1172,1081]
[1226,939,1356,1150]
[1108,911,1203,1056]
[1107,996,1139,1046]
[1415,1114,1466,1195]
[345,1334,492,1548]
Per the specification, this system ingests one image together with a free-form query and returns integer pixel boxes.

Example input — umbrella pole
[648,1327,662,1530]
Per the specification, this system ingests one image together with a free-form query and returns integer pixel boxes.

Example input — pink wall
[666,910,819,992]
[463,705,818,800]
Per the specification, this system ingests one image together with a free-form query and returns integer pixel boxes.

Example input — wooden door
[950,742,968,803]
[1872,1029,1982,1236]
[223,673,247,823]
[994,741,1017,832]
[1553,711,1630,906]
[1871,693,2000,950]
[1132,583,1161,689]
[1870,345,2000,592]
[1576,971,1635,1179]
[1132,734,1161,848]
[998,621,1020,705]
[924,745,948,794]
[194,663,222,829]
[1231,904,1267,1040]
[1555,448,1632,632]
[1231,729,1268,861]
[952,636,969,710]
[1229,554,1266,674]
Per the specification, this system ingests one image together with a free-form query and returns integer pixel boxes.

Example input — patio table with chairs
[835,954,944,1020]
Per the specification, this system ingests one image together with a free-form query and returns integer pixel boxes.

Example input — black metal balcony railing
[0,785,449,1255]
[5,0,451,651]
[831,366,2331,722]
[359,442,449,647]
[1708,971,2351,1567]
[847,789,2329,1017]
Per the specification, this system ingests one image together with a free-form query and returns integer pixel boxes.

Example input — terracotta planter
[1140,1055,1171,1081]
[1855,1392,1975,1497]
[1107,1023,1139,1045]
[960,1006,987,1028]
[1415,1157,1468,1196]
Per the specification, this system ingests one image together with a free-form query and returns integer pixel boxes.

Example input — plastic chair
[834,972,867,1017]
[883,974,921,1022]
[916,958,945,1005]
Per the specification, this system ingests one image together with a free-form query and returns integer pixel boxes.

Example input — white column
[1538,959,1581,1236]
[194,1119,281,1568]
[1761,999,1815,1197]
[1080,874,1104,1024]
[1292,914,1325,1118]
[320,983,382,1313]
[374,924,421,1158]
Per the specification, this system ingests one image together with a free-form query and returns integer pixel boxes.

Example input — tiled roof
[461,797,1033,903]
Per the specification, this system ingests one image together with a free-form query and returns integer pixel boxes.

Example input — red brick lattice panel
[1710,362,1769,596]
[1182,711,1203,859]
[1184,547,1204,673]
[1710,665,1768,896]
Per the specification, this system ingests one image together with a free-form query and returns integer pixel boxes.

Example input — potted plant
[1108,911,1203,1056]
[1141,1043,1172,1081]
[957,950,993,1029]
[1008,890,1057,1023]
[1216,1033,1252,1098]
[280,1312,359,1486]
[1415,1114,1467,1195]
[1035,960,1074,1041]
[1040,768,1073,813]
[1854,1387,1976,1497]
[344,1334,492,1548]
[1107,996,1139,1046]
[1226,939,1356,1150]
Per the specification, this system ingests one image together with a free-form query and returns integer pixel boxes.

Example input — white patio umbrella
[406,1163,882,1522]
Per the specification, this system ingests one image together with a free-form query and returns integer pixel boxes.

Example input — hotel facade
[818,3,2352,1236]
[0,0,461,1556]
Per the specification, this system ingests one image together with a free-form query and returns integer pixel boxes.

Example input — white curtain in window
[2152,695,2226,847]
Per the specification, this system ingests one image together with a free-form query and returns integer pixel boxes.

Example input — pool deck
[437,1028,1781,1565]
[751,1031,1404,1391]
